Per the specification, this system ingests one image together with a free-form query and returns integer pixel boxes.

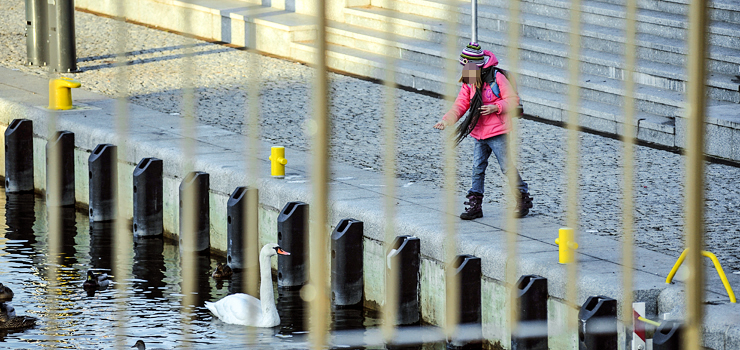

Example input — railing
[21,0,717,347]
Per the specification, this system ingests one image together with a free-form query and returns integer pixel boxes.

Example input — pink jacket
[442,50,519,140]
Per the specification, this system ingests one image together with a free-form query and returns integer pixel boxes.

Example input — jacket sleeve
[493,72,519,116]
[442,85,471,124]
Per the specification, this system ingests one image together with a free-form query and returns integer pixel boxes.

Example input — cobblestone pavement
[2,0,739,272]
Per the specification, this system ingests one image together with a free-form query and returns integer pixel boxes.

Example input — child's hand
[480,104,500,115]
[433,120,447,130]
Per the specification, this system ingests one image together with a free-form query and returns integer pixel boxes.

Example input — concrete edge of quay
[0,67,738,348]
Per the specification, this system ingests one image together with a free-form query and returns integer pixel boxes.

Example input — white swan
[205,243,290,327]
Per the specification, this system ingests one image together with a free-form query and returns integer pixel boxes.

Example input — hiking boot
[460,192,484,220]
[515,191,533,218]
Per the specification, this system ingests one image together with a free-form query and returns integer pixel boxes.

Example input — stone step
[515,59,685,117]
[589,0,740,24]
[291,39,448,92]
[341,6,740,105]
[343,6,740,78]
[515,0,740,45]
[325,18,740,104]
[382,0,740,48]
[293,39,682,146]
[519,85,677,146]
[292,39,689,121]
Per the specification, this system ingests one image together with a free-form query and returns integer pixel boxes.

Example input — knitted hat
[459,42,489,67]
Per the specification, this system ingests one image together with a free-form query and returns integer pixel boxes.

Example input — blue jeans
[470,134,529,195]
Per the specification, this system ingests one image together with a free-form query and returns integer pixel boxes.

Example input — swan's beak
[277,248,291,255]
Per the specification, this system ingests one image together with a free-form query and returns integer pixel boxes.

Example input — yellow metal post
[48,77,80,110]
[555,227,579,264]
[269,146,288,178]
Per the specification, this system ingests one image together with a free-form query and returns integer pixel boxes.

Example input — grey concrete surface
[1,0,740,275]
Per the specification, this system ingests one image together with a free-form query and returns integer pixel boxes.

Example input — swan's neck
[259,253,277,315]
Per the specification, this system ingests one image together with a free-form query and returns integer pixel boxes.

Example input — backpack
[489,67,524,117]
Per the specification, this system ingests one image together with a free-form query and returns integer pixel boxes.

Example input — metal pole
[471,0,478,43]
[25,0,48,66]
[48,0,77,72]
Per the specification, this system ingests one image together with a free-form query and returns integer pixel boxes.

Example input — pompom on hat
[459,42,490,67]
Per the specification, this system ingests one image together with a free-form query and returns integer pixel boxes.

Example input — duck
[131,339,167,350]
[83,270,111,290]
[205,244,290,327]
[1,302,15,318]
[0,283,14,302]
[212,262,233,279]
[0,302,36,330]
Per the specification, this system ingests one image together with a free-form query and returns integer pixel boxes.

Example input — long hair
[454,65,497,145]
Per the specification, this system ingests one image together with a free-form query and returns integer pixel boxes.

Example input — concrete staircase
[290,0,740,147]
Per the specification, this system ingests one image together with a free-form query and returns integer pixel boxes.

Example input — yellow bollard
[269,146,288,178]
[555,227,579,264]
[665,248,736,303]
[48,77,81,110]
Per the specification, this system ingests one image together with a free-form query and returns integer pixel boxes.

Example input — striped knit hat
[459,42,489,67]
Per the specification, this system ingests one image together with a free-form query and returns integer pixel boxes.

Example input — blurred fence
[28,0,715,348]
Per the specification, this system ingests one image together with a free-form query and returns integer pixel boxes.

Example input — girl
[433,43,533,219]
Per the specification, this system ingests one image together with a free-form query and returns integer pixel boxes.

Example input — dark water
[0,190,399,349]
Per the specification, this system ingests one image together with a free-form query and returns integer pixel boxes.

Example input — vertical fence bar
[684,0,709,346]
[113,2,132,349]
[244,32,261,298]
[45,112,61,345]
[621,0,638,340]
[505,0,523,341]
[309,0,330,346]
[242,19,262,347]
[565,0,583,339]
[381,0,400,344]
[179,4,198,349]
[44,8,61,333]
[442,0,460,342]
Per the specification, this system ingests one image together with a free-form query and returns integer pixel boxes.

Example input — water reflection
[193,253,212,310]
[132,236,166,300]
[0,189,388,349]
[3,193,36,265]
[227,268,244,294]
[332,307,367,350]
[89,221,114,271]
[179,251,213,320]
[277,287,307,336]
